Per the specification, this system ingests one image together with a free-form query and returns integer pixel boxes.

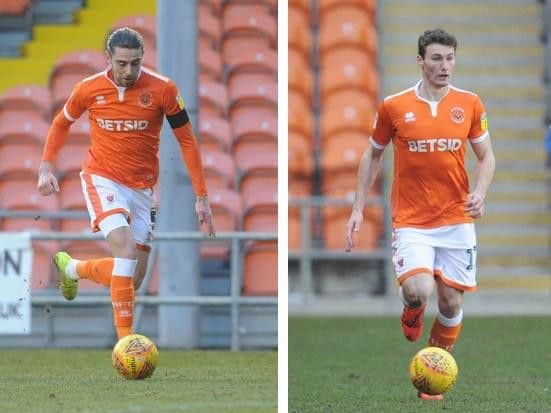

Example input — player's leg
[430,240,477,352]
[105,221,138,340]
[393,230,436,342]
[428,279,464,352]
[133,246,151,290]
[399,273,435,342]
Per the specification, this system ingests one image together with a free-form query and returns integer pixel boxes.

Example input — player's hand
[196,195,216,238]
[345,209,363,252]
[464,192,485,219]
[37,162,60,196]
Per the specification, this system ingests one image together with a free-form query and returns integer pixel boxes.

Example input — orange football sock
[428,318,462,352]
[76,258,114,287]
[111,275,134,339]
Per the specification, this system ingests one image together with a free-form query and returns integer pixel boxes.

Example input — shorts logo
[139,91,152,107]
[397,257,404,268]
[106,194,114,202]
[450,107,464,124]
[404,112,416,123]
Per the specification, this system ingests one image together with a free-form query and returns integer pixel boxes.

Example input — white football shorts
[79,172,153,247]
[391,223,477,292]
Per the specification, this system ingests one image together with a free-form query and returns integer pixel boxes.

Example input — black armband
[166,108,190,129]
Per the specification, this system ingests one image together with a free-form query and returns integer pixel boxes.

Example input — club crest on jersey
[139,91,152,107]
[404,112,416,123]
[450,106,465,124]
[95,95,106,105]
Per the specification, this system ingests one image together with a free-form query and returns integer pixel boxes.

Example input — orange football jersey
[371,81,489,229]
[57,67,193,189]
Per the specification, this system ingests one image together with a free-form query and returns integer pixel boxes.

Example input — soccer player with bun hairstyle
[345,28,495,400]
[37,27,215,340]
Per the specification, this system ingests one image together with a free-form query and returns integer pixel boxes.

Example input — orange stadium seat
[225,47,277,78]
[201,148,237,189]
[0,0,31,15]
[222,36,272,64]
[199,81,228,117]
[0,178,59,212]
[320,52,379,101]
[318,0,376,21]
[242,182,276,231]
[288,89,313,143]
[112,14,157,52]
[321,132,369,193]
[200,0,222,17]
[288,4,311,60]
[199,6,222,49]
[228,73,277,112]
[241,173,277,295]
[236,145,277,179]
[289,132,313,177]
[59,174,86,210]
[56,142,88,176]
[321,90,376,140]
[0,85,51,121]
[288,174,312,251]
[0,143,42,179]
[199,116,232,152]
[231,106,276,142]
[50,50,105,81]
[1,218,56,290]
[50,73,85,116]
[320,46,373,70]
[201,187,242,259]
[321,132,368,172]
[323,187,382,251]
[199,46,223,81]
[230,105,277,133]
[289,0,310,15]
[0,111,49,145]
[222,3,277,45]
[243,242,277,295]
[289,47,312,103]
[318,7,378,58]
[238,152,277,208]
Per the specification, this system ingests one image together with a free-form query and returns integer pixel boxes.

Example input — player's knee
[402,283,431,307]
[438,291,463,317]
[133,268,146,289]
[106,226,137,259]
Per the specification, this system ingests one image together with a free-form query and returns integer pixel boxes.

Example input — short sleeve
[371,100,393,149]
[162,80,186,117]
[63,81,88,122]
[469,95,489,143]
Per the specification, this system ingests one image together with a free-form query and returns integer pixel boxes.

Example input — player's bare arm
[37,160,60,196]
[345,144,384,251]
[195,195,215,238]
[466,137,495,219]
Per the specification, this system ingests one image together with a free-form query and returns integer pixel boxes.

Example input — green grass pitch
[0,349,277,413]
[289,316,551,412]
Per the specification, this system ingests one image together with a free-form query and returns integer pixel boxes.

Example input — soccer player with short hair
[345,28,496,400]
[37,27,215,340]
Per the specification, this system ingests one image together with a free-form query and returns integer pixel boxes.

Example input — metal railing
[288,196,392,300]
[27,230,277,351]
